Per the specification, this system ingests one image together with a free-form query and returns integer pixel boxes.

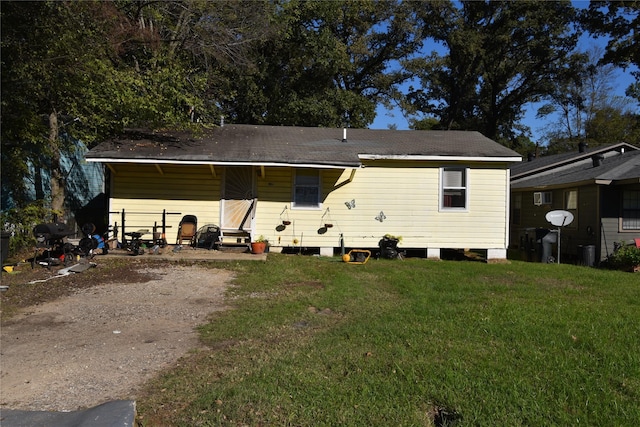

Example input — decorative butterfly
[344,199,356,209]
[375,211,386,222]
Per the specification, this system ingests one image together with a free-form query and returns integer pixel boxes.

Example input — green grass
[136,255,640,426]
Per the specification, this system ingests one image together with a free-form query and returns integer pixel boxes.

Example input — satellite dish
[545,210,574,227]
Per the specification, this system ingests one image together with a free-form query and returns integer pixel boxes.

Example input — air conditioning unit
[533,191,552,206]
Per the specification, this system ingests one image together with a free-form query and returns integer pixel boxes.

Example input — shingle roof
[85,125,521,167]
[510,142,638,179]
[511,150,640,189]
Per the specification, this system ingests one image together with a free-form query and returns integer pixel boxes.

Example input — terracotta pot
[251,242,266,254]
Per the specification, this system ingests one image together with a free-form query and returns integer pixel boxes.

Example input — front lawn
[137,255,640,426]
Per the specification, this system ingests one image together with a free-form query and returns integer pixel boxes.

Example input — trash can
[1,231,10,265]
[579,244,596,267]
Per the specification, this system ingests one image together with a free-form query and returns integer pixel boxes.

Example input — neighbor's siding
[108,164,221,241]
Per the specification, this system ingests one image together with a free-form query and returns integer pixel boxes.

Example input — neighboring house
[510,143,640,264]
[85,125,521,260]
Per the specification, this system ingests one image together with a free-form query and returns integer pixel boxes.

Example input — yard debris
[28,261,97,284]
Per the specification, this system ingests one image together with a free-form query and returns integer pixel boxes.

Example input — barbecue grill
[32,222,76,268]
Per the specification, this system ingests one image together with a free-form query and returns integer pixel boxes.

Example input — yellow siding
[109,164,221,242]
[107,162,509,250]
[252,162,509,250]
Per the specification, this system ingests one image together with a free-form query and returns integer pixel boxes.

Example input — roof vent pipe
[592,154,604,167]
[578,142,587,153]
[342,127,347,143]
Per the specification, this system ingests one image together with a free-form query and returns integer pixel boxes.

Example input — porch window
[440,167,468,210]
[622,190,640,230]
[293,169,321,209]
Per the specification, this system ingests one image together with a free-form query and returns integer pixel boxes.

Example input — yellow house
[85,125,521,260]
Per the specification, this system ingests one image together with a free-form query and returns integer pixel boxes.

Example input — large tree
[218,0,424,128]
[1,0,273,213]
[581,1,640,104]
[402,0,580,148]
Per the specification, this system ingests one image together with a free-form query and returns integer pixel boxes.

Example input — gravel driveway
[0,264,233,412]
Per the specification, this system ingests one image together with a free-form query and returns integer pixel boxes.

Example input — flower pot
[324,223,333,228]
[251,242,266,254]
[282,221,291,226]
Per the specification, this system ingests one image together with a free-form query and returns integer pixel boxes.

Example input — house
[84,125,521,260]
[510,142,640,264]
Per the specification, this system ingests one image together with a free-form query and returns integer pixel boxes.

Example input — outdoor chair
[176,215,198,246]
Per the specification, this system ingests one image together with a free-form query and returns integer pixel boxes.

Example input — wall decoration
[344,199,356,209]
[375,211,386,222]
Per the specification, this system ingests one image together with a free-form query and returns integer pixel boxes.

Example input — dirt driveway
[0,261,233,412]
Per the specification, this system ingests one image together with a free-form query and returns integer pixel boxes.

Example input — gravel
[0,265,233,412]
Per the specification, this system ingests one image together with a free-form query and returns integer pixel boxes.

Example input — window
[293,169,321,208]
[622,190,640,230]
[533,191,552,206]
[564,189,578,210]
[441,167,468,210]
[513,192,522,226]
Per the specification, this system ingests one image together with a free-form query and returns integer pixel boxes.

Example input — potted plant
[251,235,268,254]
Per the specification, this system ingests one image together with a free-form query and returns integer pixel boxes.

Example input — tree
[581,1,639,104]
[218,0,425,128]
[537,47,638,153]
[402,1,579,148]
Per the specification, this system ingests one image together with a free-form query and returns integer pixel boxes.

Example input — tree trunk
[48,111,66,221]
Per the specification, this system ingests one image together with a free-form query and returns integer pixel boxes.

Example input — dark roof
[512,149,640,189]
[85,125,521,168]
[510,142,638,179]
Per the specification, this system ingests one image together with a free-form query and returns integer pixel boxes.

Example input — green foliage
[1,201,59,258]
[607,243,640,271]
[404,1,579,147]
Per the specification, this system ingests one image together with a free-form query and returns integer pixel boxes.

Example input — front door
[221,167,256,231]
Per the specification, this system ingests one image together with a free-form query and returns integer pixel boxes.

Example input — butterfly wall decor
[344,199,356,209]
[375,211,386,222]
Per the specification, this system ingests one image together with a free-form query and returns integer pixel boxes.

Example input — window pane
[443,169,464,187]
[565,190,577,210]
[294,187,319,206]
[622,190,640,230]
[294,169,320,207]
[444,189,466,208]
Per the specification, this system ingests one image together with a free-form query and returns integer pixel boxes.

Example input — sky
[369,6,638,146]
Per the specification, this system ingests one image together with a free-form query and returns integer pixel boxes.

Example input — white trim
[439,166,469,212]
[505,168,511,250]
[359,154,521,162]
[85,158,359,170]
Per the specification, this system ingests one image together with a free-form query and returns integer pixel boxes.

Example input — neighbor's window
[512,192,522,226]
[293,169,321,208]
[441,167,468,210]
[564,189,578,210]
[622,190,640,230]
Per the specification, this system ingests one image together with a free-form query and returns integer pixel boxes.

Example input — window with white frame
[293,169,321,208]
[441,167,468,210]
[622,190,640,230]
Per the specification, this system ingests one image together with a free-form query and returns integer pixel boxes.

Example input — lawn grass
[136,255,640,426]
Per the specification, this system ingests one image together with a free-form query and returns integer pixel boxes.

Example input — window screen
[293,169,320,208]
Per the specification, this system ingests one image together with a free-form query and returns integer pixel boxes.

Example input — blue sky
[370,5,638,145]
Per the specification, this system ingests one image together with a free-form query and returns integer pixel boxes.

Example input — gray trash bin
[582,244,596,267]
